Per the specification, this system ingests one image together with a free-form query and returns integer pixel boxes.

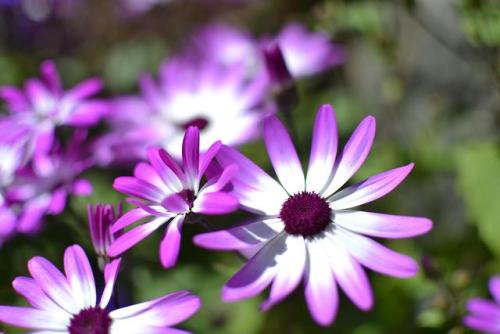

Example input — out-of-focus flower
[464,275,500,333]
[0,60,108,162]
[0,0,81,18]
[263,42,294,90]
[0,244,201,333]
[0,124,29,243]
[272,23,345,78]
[93,96,162,166]
[191,23,259,70]
[109,126,239,268]
[140,59,268,157]
[97,58,268,164]
[262,42,298,117]
[194,105,432,326]
[191,22,345,79]
[6,131,93,235]
[88,203,123,263]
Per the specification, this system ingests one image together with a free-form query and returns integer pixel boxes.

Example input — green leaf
[456,143,500,255]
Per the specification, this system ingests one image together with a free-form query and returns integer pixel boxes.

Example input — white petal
[304,238,338,326]
[261,235,306,310]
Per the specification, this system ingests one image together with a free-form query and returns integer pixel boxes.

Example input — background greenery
[1,0,499,333]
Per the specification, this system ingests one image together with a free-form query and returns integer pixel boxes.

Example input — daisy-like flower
[108,126,239,268]
[0,59,108,160]
[139,58,268,158]
[194,104,432,326]
[464,276,500,333]
[96,58,268,164]
[7,131,93,235]
[190,23,259,70]
[0,244,201,333]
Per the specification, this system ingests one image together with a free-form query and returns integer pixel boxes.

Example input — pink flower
[0,60,108,160]
[464,276,500,333]
[96,58,268,165]
[109,126,239,268]
[191,22,345,78]
[194,104,432,326]
[272,23,345,77]
[0,244,201,333]
[5,131,93,235]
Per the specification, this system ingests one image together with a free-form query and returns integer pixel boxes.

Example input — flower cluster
[95,22,344,165]
[0,61,106,242]
[8,16,498,334]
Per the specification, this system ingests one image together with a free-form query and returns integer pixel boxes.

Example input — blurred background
[0,0,499,333]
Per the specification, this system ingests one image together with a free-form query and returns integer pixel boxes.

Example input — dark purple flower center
[279,191,332,237]
[181,117,209,130]
[69,307,112,334]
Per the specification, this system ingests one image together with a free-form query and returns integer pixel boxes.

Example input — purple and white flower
[190,23,259,70]
[6,131,93,235]
[191,22,345,78]
[96,58,267,164]
[464,275,500,333]
[0,60,108,161]
[0,244,201,333]
[271,22,345,78]
[108,126,239,268]
[194,104,432,326]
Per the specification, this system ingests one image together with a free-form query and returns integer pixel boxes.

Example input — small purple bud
[88,203,122,266]
[263,42,293,88]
